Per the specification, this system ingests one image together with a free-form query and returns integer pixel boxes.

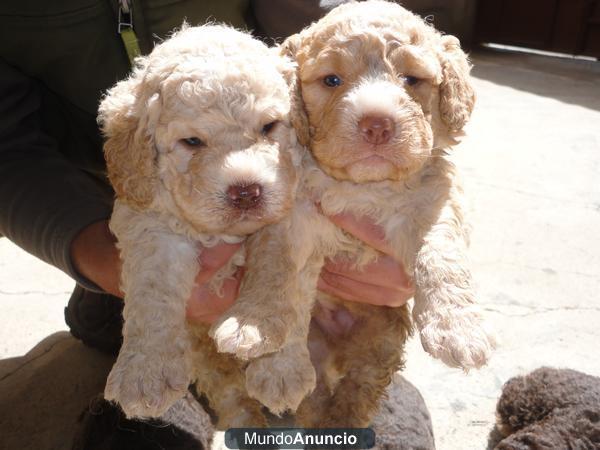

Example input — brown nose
[358,115,394,145]
[227,183,262,209]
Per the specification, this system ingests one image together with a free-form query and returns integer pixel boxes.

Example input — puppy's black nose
[227,183,262,209]
[358,115,394,145]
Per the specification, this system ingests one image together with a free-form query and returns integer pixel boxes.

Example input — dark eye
[261,121,279,135]
[403,75,420,86]
[323,74,343,87]
[181,137,206,148]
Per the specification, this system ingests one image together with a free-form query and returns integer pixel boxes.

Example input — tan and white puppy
[99,24,301,427]
[212,1,496,427]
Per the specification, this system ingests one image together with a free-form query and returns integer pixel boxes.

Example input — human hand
[70,220,243,324]
[317,212,414,307]
[185,243,244,324]
[70,219,124,298]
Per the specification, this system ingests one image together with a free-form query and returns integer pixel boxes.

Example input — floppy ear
[280,33,311,147]
[438,35,476,132]
[98,61,159,210]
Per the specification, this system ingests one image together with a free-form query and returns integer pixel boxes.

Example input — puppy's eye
[323,74,343,87]
[181,137,206,148]
[403,75,420,86]
[261,121,279,135]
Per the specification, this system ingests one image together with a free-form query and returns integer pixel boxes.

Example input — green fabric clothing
[0,0,322,290]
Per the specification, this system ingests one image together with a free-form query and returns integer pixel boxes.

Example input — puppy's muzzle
[358,115,395,145]
[227,183,262,210]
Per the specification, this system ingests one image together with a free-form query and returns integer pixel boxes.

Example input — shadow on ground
[471,48,600,112]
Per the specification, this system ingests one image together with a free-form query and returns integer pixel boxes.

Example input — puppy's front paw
[419,308,497,370]
[210,315,288,360]
[104,351,190,418]
[245,349,316,415]
[210,431,228,450]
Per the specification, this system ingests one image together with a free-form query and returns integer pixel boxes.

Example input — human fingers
[195,241,243,285]
[322,255,413,291]
[187,268,244,324]
[324,211,393,255]
[317,269,412,307]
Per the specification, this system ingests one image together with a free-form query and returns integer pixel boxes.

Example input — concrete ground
[1,49,599,449]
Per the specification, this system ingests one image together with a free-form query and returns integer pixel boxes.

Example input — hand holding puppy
[319,212,414,307]
[71,215,413,328]
[190,212,414,326]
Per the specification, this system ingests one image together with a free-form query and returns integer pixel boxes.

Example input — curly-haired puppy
[211,0,496,426]
[98,24,301,428]
[493,367,600,449]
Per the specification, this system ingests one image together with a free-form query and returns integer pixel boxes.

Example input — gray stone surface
[0,239,72,358]
[1,49,599,449]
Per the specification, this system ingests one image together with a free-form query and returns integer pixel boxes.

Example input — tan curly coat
[212,1,496,427]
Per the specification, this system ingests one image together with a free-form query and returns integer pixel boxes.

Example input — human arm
[0,60,113,290]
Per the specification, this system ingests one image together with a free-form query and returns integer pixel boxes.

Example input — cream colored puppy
[212,1,496,426]
[99,24,300,425]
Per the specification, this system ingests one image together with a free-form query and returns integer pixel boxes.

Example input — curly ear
[280,33,311,147]
[98,63,159,209]
[438,35,476,132]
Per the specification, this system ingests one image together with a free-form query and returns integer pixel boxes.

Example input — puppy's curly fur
[98,24,302,428]
[212,0,496,426]
[493,367,600,449]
